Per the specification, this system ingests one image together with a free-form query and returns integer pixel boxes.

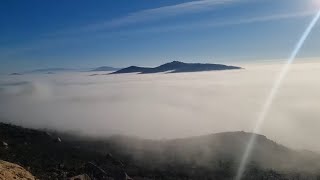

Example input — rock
[125,173,133,180]
[59,163,65,169]
[84,162,109,179]
[54,137,62,143]
[0,160,35,180]
[105,153,124,167]
[70,174,91,180]
[2,142,8,149]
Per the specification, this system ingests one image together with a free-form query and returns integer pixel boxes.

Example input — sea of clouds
[1,61,320,152]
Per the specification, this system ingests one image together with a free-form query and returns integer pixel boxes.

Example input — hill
[111,61,242,74]
[1,122,320,180]
[105,132,320,172]
[0,122,132,180]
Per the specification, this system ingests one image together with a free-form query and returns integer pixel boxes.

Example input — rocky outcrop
[0,160,35,180]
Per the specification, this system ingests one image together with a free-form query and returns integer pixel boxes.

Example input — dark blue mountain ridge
[111,61,242,74]
[110,66,152,74]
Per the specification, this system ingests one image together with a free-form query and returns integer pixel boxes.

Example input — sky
[1,0,320,73]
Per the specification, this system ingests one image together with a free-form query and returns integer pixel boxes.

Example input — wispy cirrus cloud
[0,0,244,56]
[62,0,244,33]
[1,0,318,61]
[0,10,316,60]
[136,11,317,33]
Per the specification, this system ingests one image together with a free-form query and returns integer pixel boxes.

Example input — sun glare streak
[313,0,320,7]
[235,10,320,180]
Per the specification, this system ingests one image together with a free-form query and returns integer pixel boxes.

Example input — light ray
[235,9,320,180]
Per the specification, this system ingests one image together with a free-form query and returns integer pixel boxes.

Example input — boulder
[69,174,91,180]
[2,142,8,149]
[0,160,35,180]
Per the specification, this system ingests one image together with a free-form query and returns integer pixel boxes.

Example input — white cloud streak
[135,11,317,33]
[78,0,243,32]
[0,0,242,58]
[1,1,317,59]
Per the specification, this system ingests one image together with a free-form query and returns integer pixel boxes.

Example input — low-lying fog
[1,61,320,152]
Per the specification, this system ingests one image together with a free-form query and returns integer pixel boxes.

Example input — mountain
[105,132,320,173]
[111,61,242,74]
[20,67,119,74]
[9,73,23,76]
[1,122,320,180]
[0,122,132,180]
[29,68,74,73]
[23,68,96,74]
[110,66,152,74]
[91,66,120,71]
[20,68,78,74]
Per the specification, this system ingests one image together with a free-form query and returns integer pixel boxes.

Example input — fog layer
[1,61,320,152]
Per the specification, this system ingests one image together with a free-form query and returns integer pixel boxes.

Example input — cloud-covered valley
[1,61,320,152]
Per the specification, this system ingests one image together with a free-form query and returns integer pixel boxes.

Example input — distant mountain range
[27,68,77,74]
[8,62,240,75]
[91,66,120,71]
[9,73,23,76]
[9,66,120,75]
[111,61,242,74]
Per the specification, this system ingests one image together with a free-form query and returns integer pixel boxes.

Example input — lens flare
[235,10,320,180]
[313,0,320,7]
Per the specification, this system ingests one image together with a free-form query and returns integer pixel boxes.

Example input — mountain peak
[167,60,184,64]
[112,61,241,74]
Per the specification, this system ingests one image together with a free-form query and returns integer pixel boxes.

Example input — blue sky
[1,0,320,73]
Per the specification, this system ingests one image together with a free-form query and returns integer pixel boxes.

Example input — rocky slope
[1,122,320,180]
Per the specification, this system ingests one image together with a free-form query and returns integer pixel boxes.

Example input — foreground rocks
[0,123,133,179]
[0,160,35,180]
